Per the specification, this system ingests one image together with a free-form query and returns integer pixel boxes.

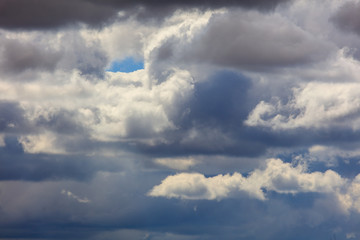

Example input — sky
[3,0,360,239]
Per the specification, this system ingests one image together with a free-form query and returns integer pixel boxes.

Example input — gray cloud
[0,0,117,30]
[57,32,108,78]
[0,101,31,133]
[0,136,122,181]
[151,10,334,71]
[0,30,108,79]
[332,1,360,35]
[0,38,61,74]
[0,0,292,30]
[3,1,360,240]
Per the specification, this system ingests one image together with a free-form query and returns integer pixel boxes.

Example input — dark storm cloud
[0,137,122,181]
[0,0,292,30]
[0,101,30,133]
[0,184,351,240]
[0,0,117,30]
[332,1,360,35]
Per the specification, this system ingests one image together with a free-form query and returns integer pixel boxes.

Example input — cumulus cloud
[245,79,360,130]
[4,1,360,239]
[148,158,346,201]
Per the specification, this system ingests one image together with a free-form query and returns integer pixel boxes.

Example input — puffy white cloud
[0,62,194,154]
[149,156,360,216]
[148,158,347,201]
[246,77,360,130]
[337,174,360,214]
[148,172,245,200]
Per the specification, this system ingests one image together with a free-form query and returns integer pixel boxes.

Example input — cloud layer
[2,0,360,239]
[0,0,291,29]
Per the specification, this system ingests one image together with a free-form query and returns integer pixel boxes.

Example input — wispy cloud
[61,189,91,203]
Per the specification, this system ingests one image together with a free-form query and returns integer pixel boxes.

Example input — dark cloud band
[0,0,291,29]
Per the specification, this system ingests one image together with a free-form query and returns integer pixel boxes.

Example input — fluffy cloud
[246,79,360,130]
[4,1,360,239]
[148,158,346,201]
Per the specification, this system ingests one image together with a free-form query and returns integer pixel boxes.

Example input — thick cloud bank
[0,0,291,29]
[3,0,360,239]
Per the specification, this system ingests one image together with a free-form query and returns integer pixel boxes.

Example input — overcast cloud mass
[2,0,360,239]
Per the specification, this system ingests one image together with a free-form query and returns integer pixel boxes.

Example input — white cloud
[149,156,360,215]
[306,144,360,166]
[148,172,245,200]
[19,133,66,154]
[0,64,193,153]
[148,158,347,201]
[246,75,360,130]
[338,174,360,214]
[61,189,91,203]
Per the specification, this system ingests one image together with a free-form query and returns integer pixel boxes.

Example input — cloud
[332,1,360,35]
[0,101,30,133]
[4,1,360,239]
[0,38,61,74]
[0,146,122,181]
[154,157,199,170]
[148,158,346,201]
[245,79,360,130]
[182,10,333,70]
[0,0,117,30]
[0,0,292,30]
[0,29,108,79]
[61,189,91,203]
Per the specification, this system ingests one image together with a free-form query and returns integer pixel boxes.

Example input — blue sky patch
[107,57,144,73]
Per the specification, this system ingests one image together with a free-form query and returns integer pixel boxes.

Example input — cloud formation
[3,0,360,239]
[149,158,346,201]
[245,80,360,130]
[332,1,360,35]
[0,0,291,29]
